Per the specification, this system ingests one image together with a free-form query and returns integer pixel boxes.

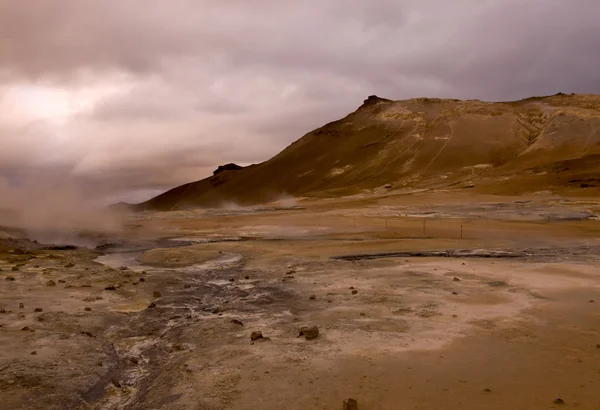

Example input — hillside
[135,93,600,210]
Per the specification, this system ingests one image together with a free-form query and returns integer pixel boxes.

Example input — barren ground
[1,192,600,409]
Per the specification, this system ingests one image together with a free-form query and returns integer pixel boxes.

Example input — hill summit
[135,93,600,210]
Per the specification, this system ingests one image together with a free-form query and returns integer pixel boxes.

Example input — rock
[81,331,94,338]
[141,271,147,274]
[104,285,117,291]
[119,266,128,271]
[452,292,458,295]
[172,343,185,351]
[139,278,145,282]
[343,398,359,410]
[153,291,162,298]
[5,276,15,281]
[309,295,317,300]
[183,284,191,289]
[231,319,244,326]
[384,184,393,189]
[34,265,39,269]
[30,351,37,355]
[129,357,139,364]
[590,300,595,303]
[229,278,235,282]
[483,388,492,393]
[352,290,358,295]
[553,398,565,405]
[21,326,31,331]
[84,307,92,312]
[19,303,24,309]
[298,326,319,340]
[11,266,19,272]
[0,309,5,314]
[147,302,157,309]
[286,270,295,275]
[213,163,243,175]
[453,277,461,282]
[349,286,355,290]
[46,280,56,286]
[65,263,75,268]
[34,308,43,312]
[488,281,507,287]
[112,379,122,388]
[58,279,66,283]
[250,331,264,341]
[210,306,221,314]
[245,275,250,280]
[596,344,600,349]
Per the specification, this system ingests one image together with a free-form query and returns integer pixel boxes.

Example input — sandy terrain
[1,192,600,409]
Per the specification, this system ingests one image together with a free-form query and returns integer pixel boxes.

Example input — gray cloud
[0,0,599,204]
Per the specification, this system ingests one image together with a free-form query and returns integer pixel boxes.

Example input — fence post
[460,224,463,239]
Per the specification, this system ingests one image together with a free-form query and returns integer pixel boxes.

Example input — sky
[1,0,599,204]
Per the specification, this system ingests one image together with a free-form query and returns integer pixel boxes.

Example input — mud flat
[1,193,600,409]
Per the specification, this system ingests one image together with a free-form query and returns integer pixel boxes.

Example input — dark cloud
[0,0,599,203]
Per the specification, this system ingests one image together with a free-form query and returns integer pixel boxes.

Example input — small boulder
[309,295,317,300]
[11,266,19,272]
[343,398,359,410]
[46,280,56,287]
[453,277,461,282]
[553,398,565,405]
[65,263,75,268]
[34,308,43,312]
[19,303,24,309]
[139,278,145,282]
[104,285,117,291]
[183,284,191,289]
[153,291,162,298]
[250,331,264,341]
[244,275,250,280]
[84,307,92,312]
[231,319,244,326]
[5,276,15,281]
[147,302,157,309]
[298,326,319,340]
[118,266,128,271]
[352,290,358,295]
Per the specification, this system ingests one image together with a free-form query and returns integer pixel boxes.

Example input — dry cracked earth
[1,193,600,410]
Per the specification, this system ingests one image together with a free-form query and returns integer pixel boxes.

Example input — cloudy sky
[1,0,599,204]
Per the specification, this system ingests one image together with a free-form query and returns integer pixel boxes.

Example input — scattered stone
[139,278,145,282]
[81,331,94,338]
[112,379,122,388]
[309,295,317,300]
[452,314,458,318]
[553,398,565,405]
[172,343,185,351]
[46,280,56,287]
[360,312,366,317]
[80,283,92,288]
[245,275,250,280]
[11,266,19,272]
[153,291,162,298]
[141,271,147,274]
[97,361,103,366]
[352,290,358,295]
[349,286,355,290]
[104,285,117,291]
[231,319,244,326]
[84,307,92,312]
[384,183,393,189]
[343,398,359,410]
[590,300,595,303]
[596,344,600,349]
[210,306,221,314]
[58,279,66,283]
[286,269,295,275]
[0,309,5,313]
[34,308,43,312]
[65,263,75,268]
[483,388,492,393]
[129,357,139,364]
[118,266,128,271]
[452,292,458,295]
[183,284,191,289]
[250,331,264,341]
[21,326,31,331]
[453,277,461,282]
[34,265,39,269]
[5,276,15,281]
[147,302,157,309]
[488,281,507,287]
[65,285,74,289]
[298,326,319,340]
[229,278,235,282]
[19,303,24,309]
[30,351,37,355]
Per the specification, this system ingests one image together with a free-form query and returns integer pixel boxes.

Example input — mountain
[134,93,600,211]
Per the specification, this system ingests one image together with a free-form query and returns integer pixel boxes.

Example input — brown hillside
[136,94,600,210]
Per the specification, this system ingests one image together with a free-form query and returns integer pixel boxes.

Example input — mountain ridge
[133,93,600,211]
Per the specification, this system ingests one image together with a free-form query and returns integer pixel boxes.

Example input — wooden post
[460,225,463,239]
